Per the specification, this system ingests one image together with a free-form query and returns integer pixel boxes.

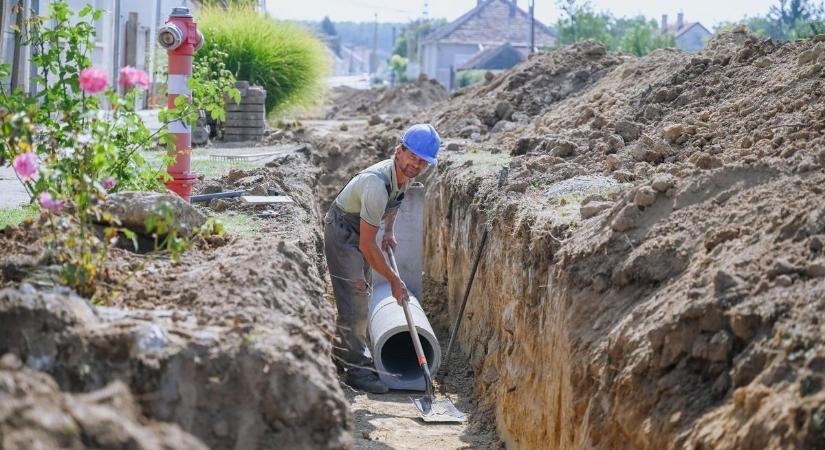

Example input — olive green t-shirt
[334,158,407,227]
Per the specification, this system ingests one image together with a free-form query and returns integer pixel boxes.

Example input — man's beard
[401,164,421,178]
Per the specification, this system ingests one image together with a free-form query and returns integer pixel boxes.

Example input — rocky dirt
[0,148,352,449]
[321,77,449,120]
[416,30,825,450]
[0,353,207,450]
[5,26,825,450]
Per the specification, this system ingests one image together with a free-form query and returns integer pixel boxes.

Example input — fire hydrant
[157,6,204,201]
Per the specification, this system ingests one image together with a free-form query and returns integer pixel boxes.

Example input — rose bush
[0,2,235,297]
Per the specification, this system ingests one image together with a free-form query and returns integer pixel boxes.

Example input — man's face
[396,145,430,178]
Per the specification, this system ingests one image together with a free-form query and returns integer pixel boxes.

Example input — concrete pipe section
[369,282,440,391]
[367,183,441,391]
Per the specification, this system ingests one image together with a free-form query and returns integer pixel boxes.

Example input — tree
[609,16,651,50]
[619,21,676,56]
[321,16,337,36]
[389,54,407,83]
[743,0,825,40]
[554,0,612,47]
[393,19,446,61]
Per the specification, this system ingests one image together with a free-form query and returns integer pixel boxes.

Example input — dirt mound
[305,120,410,211]
[0,150,352,449]
[0,354,207,450]
[426,41,625,140]
[325,77,449,119]
[420,31,825,450]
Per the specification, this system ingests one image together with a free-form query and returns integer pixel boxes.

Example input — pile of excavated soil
[418,30,825,450]
[0,150,352,449]
[427,41,626,141]
[0,354,208,450]
[305,118,412,211]
[324,77,449,119]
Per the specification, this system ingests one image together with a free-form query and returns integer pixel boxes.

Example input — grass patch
[191,159,257,179]
[0,207,35,230]
[197,5,330,116]
[450,150,511,174]
[214,213,262,238]
[140,149,260,179]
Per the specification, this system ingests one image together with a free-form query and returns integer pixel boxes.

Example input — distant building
[418,0,556,90]
[661,12,712,52]
[458,42,524,71]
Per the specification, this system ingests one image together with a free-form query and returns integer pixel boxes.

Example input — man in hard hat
[324,123,440,394]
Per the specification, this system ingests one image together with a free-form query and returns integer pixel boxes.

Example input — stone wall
[223,81,267,142]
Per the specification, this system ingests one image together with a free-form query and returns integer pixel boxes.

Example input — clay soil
[0,149,352,449]
[306,32,825,450]
[412,33,825,449]
[4,27,825,450]
[320,77,449,120]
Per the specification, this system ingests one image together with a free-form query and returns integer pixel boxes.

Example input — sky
[266,0,779,29]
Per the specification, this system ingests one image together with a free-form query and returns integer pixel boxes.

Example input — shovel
[386,247,466,423]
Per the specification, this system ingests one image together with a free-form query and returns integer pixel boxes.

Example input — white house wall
[422,42,479,90]
[2,0,189,104]
[676,27,710,52]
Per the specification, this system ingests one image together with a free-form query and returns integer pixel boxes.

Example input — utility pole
[371,12,378,74]
[529,0,535,53]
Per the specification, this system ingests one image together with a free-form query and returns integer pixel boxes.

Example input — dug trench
[310,31,825,450]
[2,29,825,450]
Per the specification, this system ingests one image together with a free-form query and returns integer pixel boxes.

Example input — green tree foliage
[618,20,676,56]
[730,0,825,40]
[389,54,407,82]
[198,5,330,115]
[392,18,448,60]
[554,2,676,56]
[554,0,612,47]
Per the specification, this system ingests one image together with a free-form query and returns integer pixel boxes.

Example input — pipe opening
[380,331,436,381]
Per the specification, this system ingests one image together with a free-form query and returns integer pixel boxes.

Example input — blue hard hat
[401,123,441,165]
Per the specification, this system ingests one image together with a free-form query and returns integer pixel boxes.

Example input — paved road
[0,166,29,209]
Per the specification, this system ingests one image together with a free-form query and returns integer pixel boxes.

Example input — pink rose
[39,192,64,212]
[119,66,150,90]
[102,177,118,190]
[79,67,108,94]
[12,152,38,181]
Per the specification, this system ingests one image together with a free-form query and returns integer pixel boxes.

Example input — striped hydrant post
[157,6,204,201]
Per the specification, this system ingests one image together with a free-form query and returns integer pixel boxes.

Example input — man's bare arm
[381,208,399,250]
[359,219,408,302]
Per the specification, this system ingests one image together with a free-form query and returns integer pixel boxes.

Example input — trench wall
[424,165,584,449]
[424,155,825,450]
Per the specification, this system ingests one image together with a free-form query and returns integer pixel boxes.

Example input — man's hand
[381,232,398,251]
[390,277,409,305]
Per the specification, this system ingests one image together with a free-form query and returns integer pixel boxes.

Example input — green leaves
[1,1,239,298]
[196,5,330,116]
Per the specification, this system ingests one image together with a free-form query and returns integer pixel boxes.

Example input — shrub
[456,70,500,89]
[0,2,235,298]
[197,5,330,116]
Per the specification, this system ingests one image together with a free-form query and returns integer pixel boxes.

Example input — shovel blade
[412,396,467,423]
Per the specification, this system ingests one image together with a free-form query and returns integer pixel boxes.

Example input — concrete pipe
[368,282,440,391]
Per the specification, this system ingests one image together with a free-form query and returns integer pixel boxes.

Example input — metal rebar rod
[442,227,488,376]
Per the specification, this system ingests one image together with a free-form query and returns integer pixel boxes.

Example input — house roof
[422,0,556,45]
[458,42,525,70]
[673,22,712,38]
